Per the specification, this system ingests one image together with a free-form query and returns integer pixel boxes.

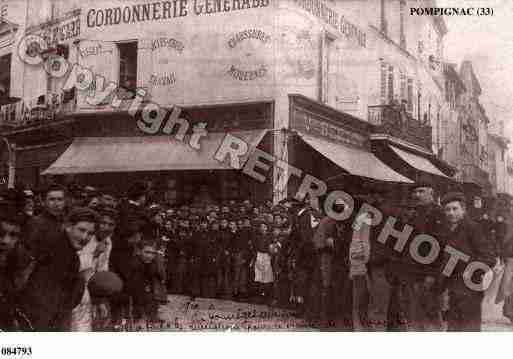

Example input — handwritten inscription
[108,300,390,331]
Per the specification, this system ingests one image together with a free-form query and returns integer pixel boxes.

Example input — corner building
[1,0,461,206]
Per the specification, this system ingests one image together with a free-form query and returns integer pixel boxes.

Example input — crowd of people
[0,179,511,331]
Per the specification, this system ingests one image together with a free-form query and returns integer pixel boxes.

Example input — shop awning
[42,130,267,174]
[389,145,449,178]
[297,132,413,183]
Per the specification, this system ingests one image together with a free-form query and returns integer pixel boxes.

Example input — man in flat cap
[438,192,495,331]
[18,207,100,331]
[386,181,446,331]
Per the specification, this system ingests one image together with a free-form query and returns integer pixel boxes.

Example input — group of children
[106,199,296,326]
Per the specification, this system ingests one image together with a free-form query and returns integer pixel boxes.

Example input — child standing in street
[127,240,165,323]
[252,221,274,304]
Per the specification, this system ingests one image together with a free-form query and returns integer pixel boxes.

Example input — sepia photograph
[1,0,513,354]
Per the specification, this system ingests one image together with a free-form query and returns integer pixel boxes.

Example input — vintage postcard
[1,1,513,354]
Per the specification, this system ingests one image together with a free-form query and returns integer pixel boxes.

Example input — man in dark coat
[18,207,100,331]
[24,184,67,257]
[386,182,445,331]
[439,192,496,331]
[0,207,32,331]
[311,198,353,329]
[196,219,218,298]
[216,216,233,298]
[116,182,148,240]
[288,200,321,318]
[232,216,253,299]
[109,216,144,323]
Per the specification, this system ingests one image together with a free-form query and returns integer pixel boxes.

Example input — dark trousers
[110,292,130,323]
[312,252,354,330]
[201,275,217,298]
[171,257,188,295]
[386,273,442,331]
[447,289,483,331]
[232,253,249,296]
[217,264,232,297]
[188,259,201,297]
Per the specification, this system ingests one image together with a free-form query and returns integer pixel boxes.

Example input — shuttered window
[407,78,413,112]
[387,65,394,103]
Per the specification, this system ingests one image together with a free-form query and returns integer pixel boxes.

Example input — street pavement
[482,267,512,331]
[129,267,513,332]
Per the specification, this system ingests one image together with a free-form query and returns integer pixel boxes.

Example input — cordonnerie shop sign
[86,0,270,27]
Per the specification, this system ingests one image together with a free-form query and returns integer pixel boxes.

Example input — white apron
[254,252,274,284]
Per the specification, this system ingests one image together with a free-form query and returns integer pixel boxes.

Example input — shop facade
[2,0,460,207]
[285,94,413,207]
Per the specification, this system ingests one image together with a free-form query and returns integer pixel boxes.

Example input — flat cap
[67,207,101,224]
[96,205,119,220]
[441,192,466,206]
[411,180,434,190]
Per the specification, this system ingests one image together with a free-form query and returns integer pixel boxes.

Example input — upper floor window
[117,42,138,91]
[407,78,413,113]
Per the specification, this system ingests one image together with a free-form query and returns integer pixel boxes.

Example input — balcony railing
[0,93,76,130]
[368,104,432,150]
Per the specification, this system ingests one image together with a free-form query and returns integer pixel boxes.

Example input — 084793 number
[1,347,32,356]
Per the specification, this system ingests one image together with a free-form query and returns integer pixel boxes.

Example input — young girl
[252,221,274,303]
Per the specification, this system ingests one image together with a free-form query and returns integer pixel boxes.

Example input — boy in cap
[71,205,119,331]
[124,240,165,323]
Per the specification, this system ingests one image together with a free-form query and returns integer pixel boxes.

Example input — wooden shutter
[387,65,394,103]
[407,78,413,112]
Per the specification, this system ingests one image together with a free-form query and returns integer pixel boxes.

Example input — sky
[438,0,513,144]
